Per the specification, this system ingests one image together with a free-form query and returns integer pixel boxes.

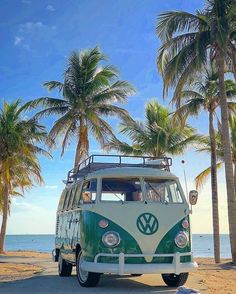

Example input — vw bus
[53,155,198,287]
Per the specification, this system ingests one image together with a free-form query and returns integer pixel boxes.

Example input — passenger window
[72,183,82,208]
[81,180,97,204]
[58,190,66,211]
[101,178,143,202]
[67,186,77,210]
[168,182,183,203]
[63,189,72,210]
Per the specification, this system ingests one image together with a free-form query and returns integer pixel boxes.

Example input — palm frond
[91,80,136,104]
[44,81,64,92]
[25,97,68,112]
[156,11,206,41]
[195,162,223,191]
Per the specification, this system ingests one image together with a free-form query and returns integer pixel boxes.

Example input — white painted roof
[86,167,178,179]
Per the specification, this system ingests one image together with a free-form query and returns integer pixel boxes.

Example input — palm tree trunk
[0,175,9,253]
[74,119,89,171]
[234,163,236,196]
[230,44,236,82]
[209,111,220,263]
[217,50,236,264]
[232,54,236,83]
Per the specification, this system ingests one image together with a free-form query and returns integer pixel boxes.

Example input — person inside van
[82,191,92,203]
[125,189,143,202]
[131,190,143,201]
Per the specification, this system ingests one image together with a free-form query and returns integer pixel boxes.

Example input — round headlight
[175,231,189,248]
[102,231,120,248]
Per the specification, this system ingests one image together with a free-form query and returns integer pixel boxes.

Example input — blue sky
[0,0,230,234]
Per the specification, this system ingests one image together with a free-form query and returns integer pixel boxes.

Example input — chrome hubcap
[58,255,62,272]
[78,253,88,282]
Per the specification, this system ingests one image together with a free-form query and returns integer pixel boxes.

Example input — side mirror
[189,190,198,205]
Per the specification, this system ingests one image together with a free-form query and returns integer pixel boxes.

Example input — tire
[161,272,189,287]
[58,252,72,277]
[76,251,101,287]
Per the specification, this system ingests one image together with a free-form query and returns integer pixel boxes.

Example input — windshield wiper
[104,184,124,203]
[146,183,166,204]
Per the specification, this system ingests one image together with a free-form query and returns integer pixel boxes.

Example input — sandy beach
[0,251,235,293]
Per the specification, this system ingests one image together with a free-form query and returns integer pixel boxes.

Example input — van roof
[66,154,173,184]
[85,166,177,179]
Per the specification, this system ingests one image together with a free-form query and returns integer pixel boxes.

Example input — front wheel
[58,252,72,277]
[161,272,189,287]
[76,251,101,287]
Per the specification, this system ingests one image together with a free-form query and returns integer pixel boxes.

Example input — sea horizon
[4,234,231,258]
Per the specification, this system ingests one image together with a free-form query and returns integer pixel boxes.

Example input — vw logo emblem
[137,213,159,235]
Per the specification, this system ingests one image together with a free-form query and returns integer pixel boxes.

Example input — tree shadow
[218,261,236,270]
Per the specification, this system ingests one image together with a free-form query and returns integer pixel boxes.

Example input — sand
[189,258,236,294]
[0,262,42,282]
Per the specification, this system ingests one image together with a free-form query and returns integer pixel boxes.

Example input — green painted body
[80,211,191,264]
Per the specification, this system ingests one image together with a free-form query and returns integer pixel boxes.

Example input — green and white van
[53,155,198,287]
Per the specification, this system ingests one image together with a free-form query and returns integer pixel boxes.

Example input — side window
[63,189,72,210]
[168,182,183,203]
[72,183,82,208]
[58,190,66,212]
[67,186,77,210]
[80,180,97,204]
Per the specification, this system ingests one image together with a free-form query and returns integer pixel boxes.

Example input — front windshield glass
[144,179,183,203]
[101,178,143,202]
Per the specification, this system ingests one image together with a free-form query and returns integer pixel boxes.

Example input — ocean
[4,234,231,258]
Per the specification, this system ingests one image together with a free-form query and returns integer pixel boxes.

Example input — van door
[67,184,82,263]
[61,188,74,261]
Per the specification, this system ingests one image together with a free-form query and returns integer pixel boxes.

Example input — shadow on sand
[219,261,236,270]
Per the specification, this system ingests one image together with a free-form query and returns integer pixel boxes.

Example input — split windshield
[144,179,183,203]
[101,178,143,202]
[100,178,183,203]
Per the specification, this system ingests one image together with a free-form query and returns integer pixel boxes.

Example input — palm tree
[156,0,236,263]
[174,63,236,263]
[0,100,50,253]
[28,47,135,170]
[105,101,199,158]
[195,117,236,195]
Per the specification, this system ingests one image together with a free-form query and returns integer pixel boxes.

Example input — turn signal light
[182,219,189,229]
[99,219,109,228]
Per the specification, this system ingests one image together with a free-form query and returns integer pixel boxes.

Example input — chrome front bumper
[81,252,198,275]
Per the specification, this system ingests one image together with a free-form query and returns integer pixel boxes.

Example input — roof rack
[66,154,172,184]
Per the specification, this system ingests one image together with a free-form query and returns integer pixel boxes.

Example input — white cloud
[14,21,56,50]
[45,185,58,189]
[46,4,55,12]
[10,199,41,213]
[14,36,30,50]
[14,36,23,46]
[20,21,44,32]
